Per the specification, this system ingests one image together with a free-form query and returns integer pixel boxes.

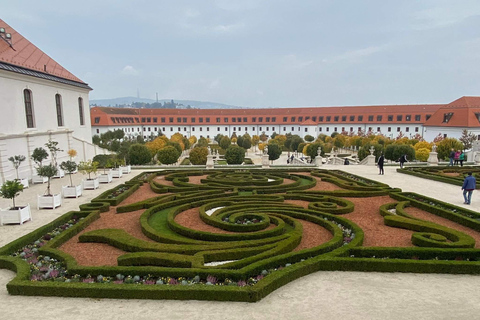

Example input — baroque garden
[1,167,480,302]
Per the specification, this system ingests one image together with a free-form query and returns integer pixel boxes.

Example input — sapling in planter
[37,164,58,196]
[8,155,28,188]
[60,160,82,198]
[31,147,48,167]
[0,180,32,225]
[78,160,100,190]
[0,180,24,209]
[45,139,63,167]
[8,155,26,180]
[31,147,49,184]
[78,160,99,180]
[93,155,113,183]
[110,157,125,178]
[45,139,64,178]
[60,160,77,187]
[36,163,61,209]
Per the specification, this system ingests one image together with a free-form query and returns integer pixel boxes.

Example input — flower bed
[397,166,480,188]
[2,168,480,302]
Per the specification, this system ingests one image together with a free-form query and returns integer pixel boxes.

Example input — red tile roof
[0,19,86,84]
[424,96,480,127]
[91,103,444,127]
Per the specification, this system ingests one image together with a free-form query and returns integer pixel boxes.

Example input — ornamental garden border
[2,168,480,302]
[397,166,480,188]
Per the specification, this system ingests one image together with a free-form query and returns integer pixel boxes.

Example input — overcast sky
[3,1,480,107]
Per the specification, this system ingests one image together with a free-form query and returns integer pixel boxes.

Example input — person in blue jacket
[462,172,476,205]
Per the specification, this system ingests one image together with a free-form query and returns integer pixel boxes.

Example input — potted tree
[94,155,113,184]
[31,147,49,184]
[67,149,78,174]
[110,156,125,178]
[0,180,32,225]
[60,160,82,198]
[8,155,29,188]
[45,139,65,179]
[78,160,99,190]
[36,163,61,209]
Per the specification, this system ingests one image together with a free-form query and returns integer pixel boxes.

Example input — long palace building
[90,96,480,142]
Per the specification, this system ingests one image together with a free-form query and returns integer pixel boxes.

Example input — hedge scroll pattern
[2,169,480,302]
[397,166,480,188]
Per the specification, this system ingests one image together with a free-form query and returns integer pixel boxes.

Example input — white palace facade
[0,19,103,183]
[90,96,480,143]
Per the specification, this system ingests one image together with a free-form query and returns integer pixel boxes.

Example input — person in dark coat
[462,172,476,205]
[377,152,385,175]
[459,151,465,167]
[398,154,407,169]
[449,148,455,166]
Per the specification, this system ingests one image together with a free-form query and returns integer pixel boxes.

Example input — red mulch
[58,172,479,267]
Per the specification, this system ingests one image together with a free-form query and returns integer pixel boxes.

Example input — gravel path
[1,166,480,320]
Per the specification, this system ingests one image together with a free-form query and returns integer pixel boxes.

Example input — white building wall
[0,70,104,184]
[423,127,480,141]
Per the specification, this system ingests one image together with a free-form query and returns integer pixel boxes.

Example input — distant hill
[89,97,241,109]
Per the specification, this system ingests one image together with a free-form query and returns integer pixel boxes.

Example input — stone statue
[317,147,322,157]
[369,146,375,155]
[264,145,268,155]
[207,146,212,155]
[432,143,437,153]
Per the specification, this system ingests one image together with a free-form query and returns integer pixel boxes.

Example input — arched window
[55,94,63,126]
[24,89,35,128]
[78,97,85,125]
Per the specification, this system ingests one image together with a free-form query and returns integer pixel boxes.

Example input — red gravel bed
[154,175,175,186]
[187,175,209,185]
[342,196,414,247]
[294,220,333,251]
[56,172,480,268]
[404,206,480,248]
[174,207,276,234]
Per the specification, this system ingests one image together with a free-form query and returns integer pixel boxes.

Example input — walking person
[377,152,385,175]
[449,148,455,166]
[454,150,461,165]
[398,154,407,169]
[462,172,476,205]
[459,151,465,167]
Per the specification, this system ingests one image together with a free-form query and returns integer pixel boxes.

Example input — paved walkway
[0,166,479,320]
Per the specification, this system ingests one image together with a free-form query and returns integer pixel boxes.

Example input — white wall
[423,127,480,141]
[0,70,104,184]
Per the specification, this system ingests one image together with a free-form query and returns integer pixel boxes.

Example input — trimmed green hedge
[3,168,480,302]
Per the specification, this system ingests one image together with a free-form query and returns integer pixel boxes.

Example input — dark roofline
[0,61,92,90]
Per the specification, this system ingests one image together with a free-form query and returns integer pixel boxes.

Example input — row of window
[103,114,431,125]
[100,125,420,136]
[318,126,420,133]
[24,89,85,128]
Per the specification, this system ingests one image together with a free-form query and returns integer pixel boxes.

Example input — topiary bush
[128,144,152,165]
[157,146,181,165]
[224,145,245,164]
[189,147,208,165]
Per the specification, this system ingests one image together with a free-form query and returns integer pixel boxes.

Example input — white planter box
[37,194,62,209]
[82,178,99,190]
[120,165,131,174]
[17,178,29,189]
[99,171,113,183]
[53,168,65,179]
[62,185,83,198]
[111,169,123,178]
[32,175,48,184]
[0,204,32,225]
